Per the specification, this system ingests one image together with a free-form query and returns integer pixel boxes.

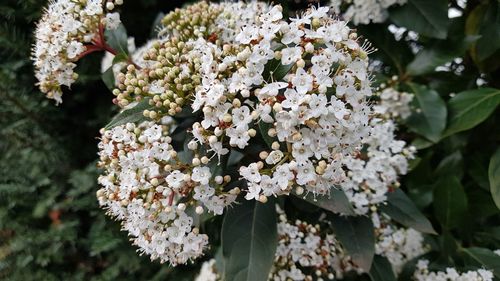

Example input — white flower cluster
[99,1,419,267]
[96,121,238,265]
[194,209,427,280]
[272,213,357,281]
[33,0,124,104]
[373,87,414,120]
[376,223,427,274]
[341,118,415,215]
[330,0,407,25]
[113,3,375,203]
[413,260,494,281]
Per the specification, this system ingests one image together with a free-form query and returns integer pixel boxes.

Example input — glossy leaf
[489,148,500,210]
[258,121,276,149]
[405,83,447,142]
[433,176,468,229]
[380,189,436,234]
[104,98,151,129]
[293,188,355,216]
[389,0,449,39]
[227,149,245,167]
[221,199,277,281]
[445,88,500,136]
[330,215,375,271]
[369,255,397,281]
[101,67,115,91]
[358,24,413,74]
[263,59,293,82]
[463,247,500,278]
[406,36,478,76]
[104,24,129,55]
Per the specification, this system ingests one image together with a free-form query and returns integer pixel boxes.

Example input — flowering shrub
[10,0,500,280]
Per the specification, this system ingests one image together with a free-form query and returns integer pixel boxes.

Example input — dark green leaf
[389,0,449,39]
[463,247,500,278]
[221,199,277,281]
[489,148,500,210]
[330,215,375,271]
[227,150,244,167]
[468,152,491,191]
[104,24,129,55]
[466,2,500,62]
[358,24,413,74]
[380,189,436,234]
[112,52,129,64]
[444,88,500,136]
[406,36,479,76]
[263,59,293,82]
[293,188,355,216]
[150,12,165,38]
[258,121,276,149]
[433,176,468,229]
[434,151,463,179]
[369,255,397,281]
[104,98,152,129]
[405,83,447,142]
[101,67,115,91]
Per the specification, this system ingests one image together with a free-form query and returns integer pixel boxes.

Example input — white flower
[226,126,251,149]
[266,150,284,165]
[281,46,302,65]
[245,182,262,200]
[231,106,253,129]
[240,163,262,183]
[291,68,313,94]
[192,167,212,185]
[105,12,121,30]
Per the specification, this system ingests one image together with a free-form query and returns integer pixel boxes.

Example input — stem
[78,23,141,69]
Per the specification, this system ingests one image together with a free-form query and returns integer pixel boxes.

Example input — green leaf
[104,98,152,129]
[405,83,447,142]
[330,215,375,272]
[489,148,500,210]
[380,189,436,234]
[357,24,414,74]
[101,67,115,91]
[433,176,468,229]
[112,52,129,64]
[293,188,355,216]
[263,59,293,82]
[389,0,449,39]
[150,12,166,38]
[466,2,500,62]
[104,24,129,55]
[227,150,244,167]
[406,36,479,76]
[221,199,277,281]
[369,255,397,281]
[444,88,500,136]
[258,121,276,149]
[434,151,463,179]
[463,247,500,278]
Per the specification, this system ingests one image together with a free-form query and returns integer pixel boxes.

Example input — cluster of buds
[32,0,124,104]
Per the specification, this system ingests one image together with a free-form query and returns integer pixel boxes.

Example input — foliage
[1,0,500,280]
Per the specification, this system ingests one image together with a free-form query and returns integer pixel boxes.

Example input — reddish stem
[77,23,140,69]
[168,191,175,206]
